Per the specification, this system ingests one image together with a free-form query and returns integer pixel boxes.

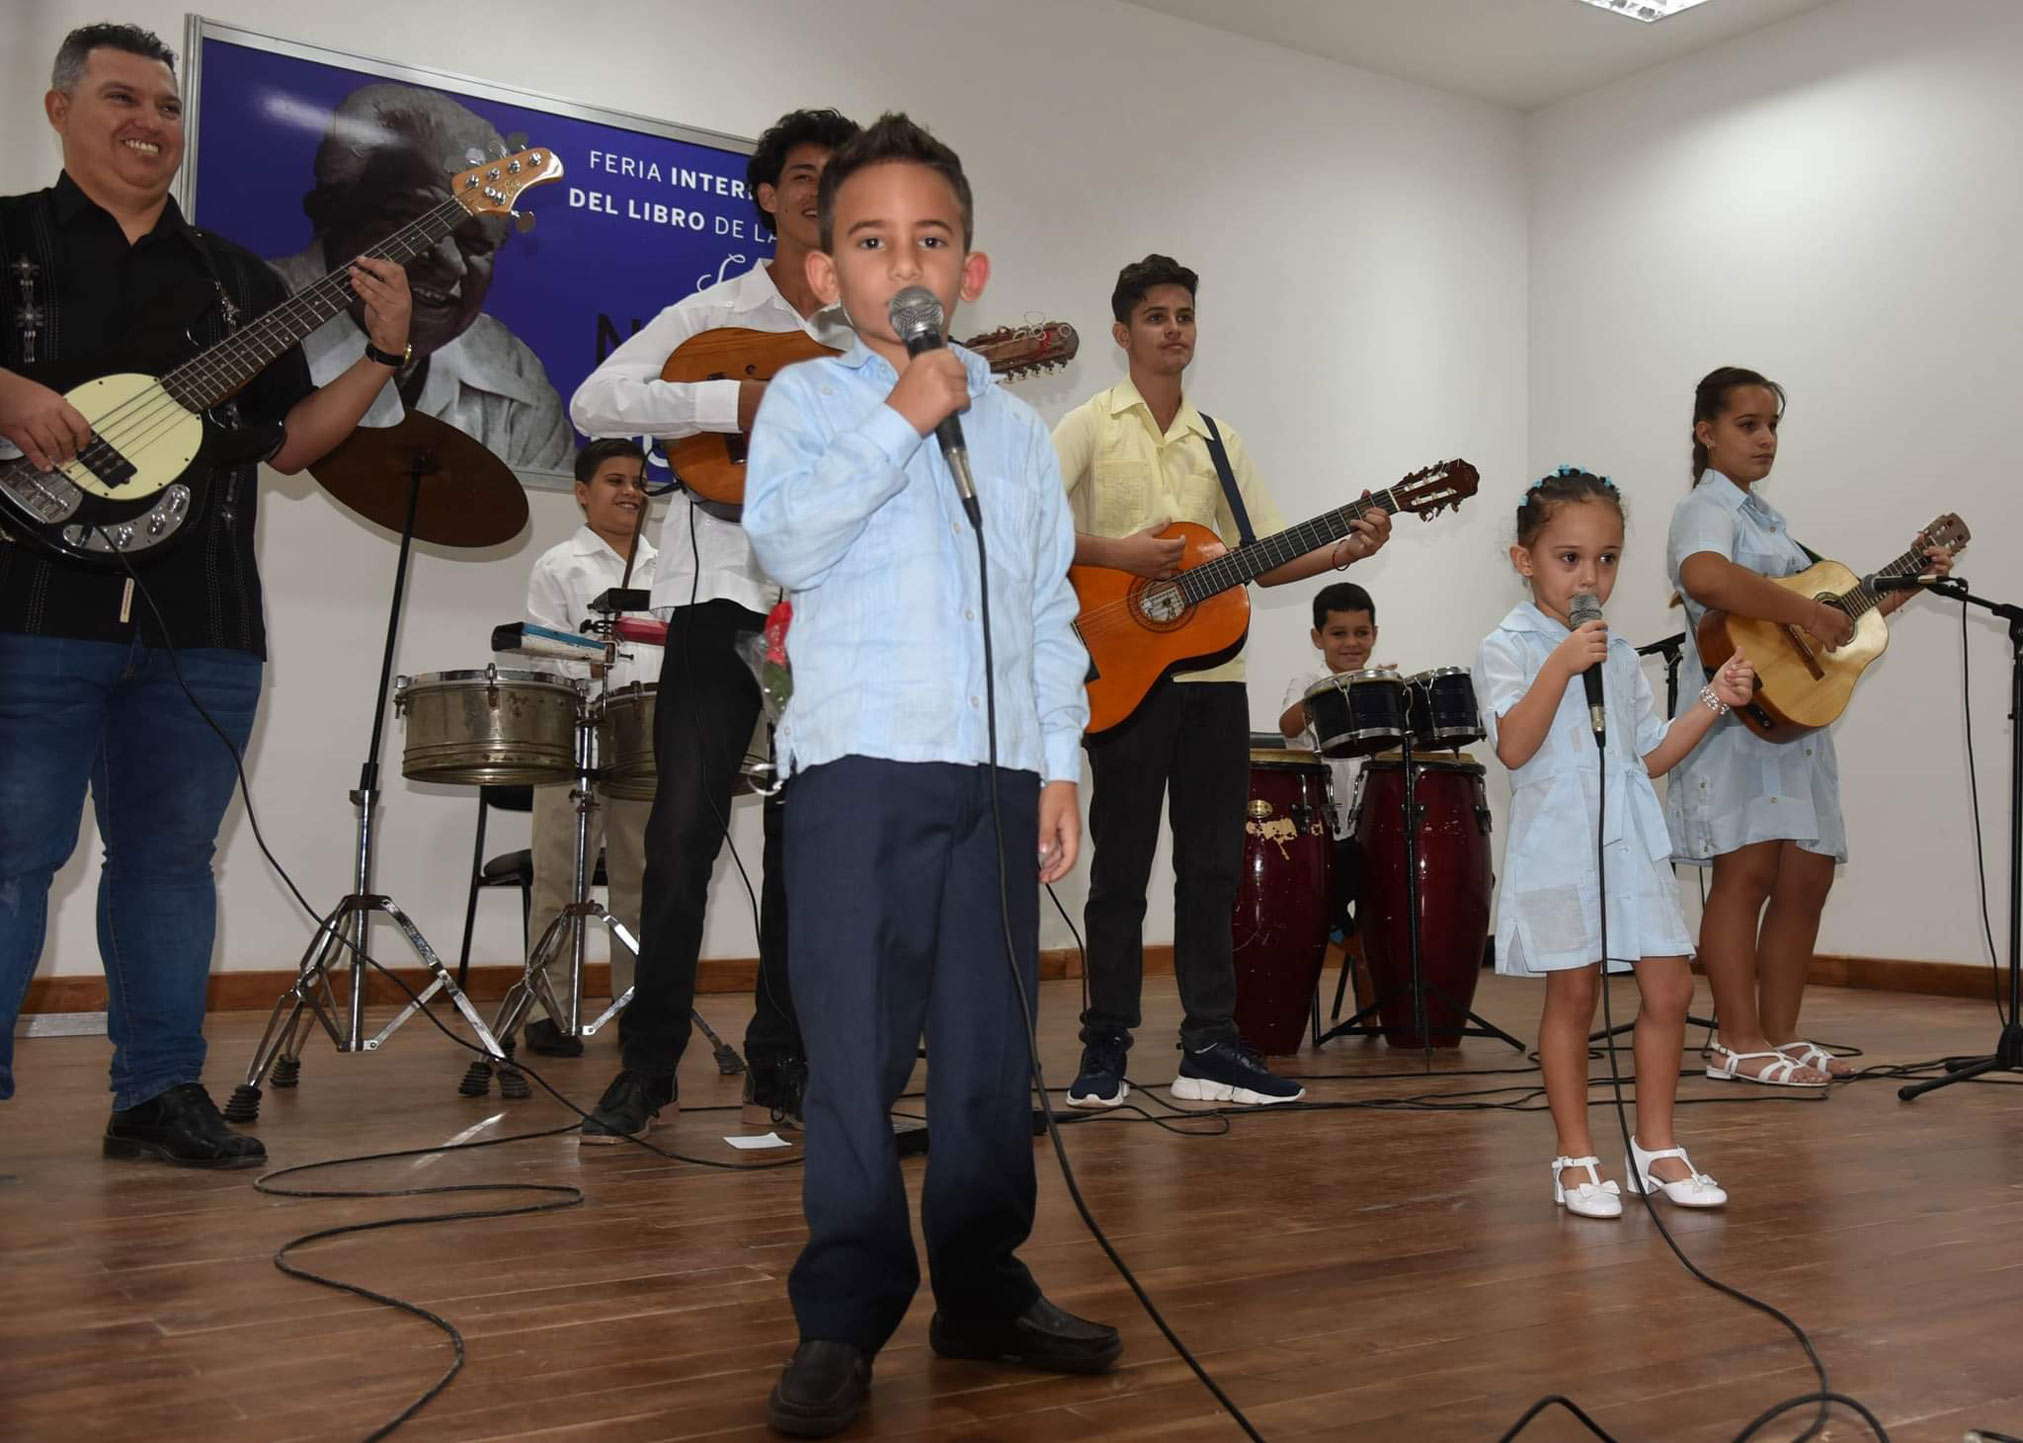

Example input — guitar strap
[1198,413,1256,547]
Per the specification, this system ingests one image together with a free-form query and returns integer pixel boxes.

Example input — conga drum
[1232,736,1333,1056]
[1349,752,1493,1047]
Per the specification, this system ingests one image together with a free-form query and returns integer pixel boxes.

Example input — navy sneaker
[1065,1030,1131,1109]
[1171,1038,1304,1106]
[578,1069,674,1144]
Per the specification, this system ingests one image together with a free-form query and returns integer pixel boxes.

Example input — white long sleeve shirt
[567,262,853,618]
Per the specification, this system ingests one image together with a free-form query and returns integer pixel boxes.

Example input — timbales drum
[1406,667,1486,751]
[595,682,659,800]
[1347,752,1493,1048]
[1231,736,1334,1056]
[1303,668,1410,759]
[393,666,580,786]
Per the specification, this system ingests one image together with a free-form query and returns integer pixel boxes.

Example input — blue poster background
[189,33,771,481]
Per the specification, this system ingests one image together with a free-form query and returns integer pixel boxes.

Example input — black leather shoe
[742,1054,807,1130]
[766,1340,870,1438]
[104,1083,267,1170]
[522,1017,584,1058]
[578,1069,673,1145]
[929,1295,1122,1374]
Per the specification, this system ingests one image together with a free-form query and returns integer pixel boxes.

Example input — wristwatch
[364,339,412,368]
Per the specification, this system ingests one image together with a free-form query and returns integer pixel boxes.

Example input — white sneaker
[1552,1155,1622,1219]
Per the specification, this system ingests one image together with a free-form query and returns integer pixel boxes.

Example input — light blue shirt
[1475,602,1691,974]
[742,339,1088,785]
[1663,471,1847,863]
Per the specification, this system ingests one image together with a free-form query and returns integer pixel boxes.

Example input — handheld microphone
[887,286,978,521]
[1569,592,1606,743]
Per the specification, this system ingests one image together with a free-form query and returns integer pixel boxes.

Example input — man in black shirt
[0,23,411,1166]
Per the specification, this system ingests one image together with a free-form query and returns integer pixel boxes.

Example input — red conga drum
[1231,737,1333,1056]
[1350,752,1492,1048]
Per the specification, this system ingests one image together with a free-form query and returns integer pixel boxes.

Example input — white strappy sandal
[1777,1039,1853,1079]
[1625,1136,1727,1209]
[1704,1042,1829,1088]
[1552,1155,1622,1219]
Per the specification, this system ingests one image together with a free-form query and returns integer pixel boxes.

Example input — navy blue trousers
[785,757,1043,1352]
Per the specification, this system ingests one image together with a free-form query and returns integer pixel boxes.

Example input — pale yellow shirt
[1052,378,1285,683]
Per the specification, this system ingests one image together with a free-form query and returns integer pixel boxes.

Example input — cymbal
[309,410,528,548]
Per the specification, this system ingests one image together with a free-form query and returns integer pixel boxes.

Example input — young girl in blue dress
[1474,470,1755,1219]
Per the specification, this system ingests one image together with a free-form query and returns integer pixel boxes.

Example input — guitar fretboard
[1176,489,1402,605]
[1828,537,1938,619]
[160,194,476,412]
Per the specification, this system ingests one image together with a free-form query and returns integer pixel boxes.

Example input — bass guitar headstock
[450,143,565,223]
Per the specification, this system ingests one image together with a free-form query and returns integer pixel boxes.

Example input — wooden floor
[5,973,2022,1443]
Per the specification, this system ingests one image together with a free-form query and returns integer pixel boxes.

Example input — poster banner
[184,18,771,487]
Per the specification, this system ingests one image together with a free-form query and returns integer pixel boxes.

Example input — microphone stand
[1900,577,2023,1098]
[1588,632,1722,1044]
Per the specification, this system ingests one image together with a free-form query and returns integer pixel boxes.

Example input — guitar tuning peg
[515,211,536,234]
[465,146,487,165]
[505,131,528,151]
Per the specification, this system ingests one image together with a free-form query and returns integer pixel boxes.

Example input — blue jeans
[0,633,262,1109]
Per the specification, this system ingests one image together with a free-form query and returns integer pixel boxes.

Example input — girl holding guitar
[1665,367,1955,1085]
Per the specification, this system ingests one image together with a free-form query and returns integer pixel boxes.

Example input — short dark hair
[1691,366,1785,484]
[1514,467,1625,548]
[1312,582,1375,631]
[1111,254,1198,326]
[747,108,860,237]
[574,438,646,485]
[52,23,175,91]
[817,112,973,252]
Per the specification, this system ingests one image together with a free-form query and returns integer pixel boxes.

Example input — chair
[454,785,609,989]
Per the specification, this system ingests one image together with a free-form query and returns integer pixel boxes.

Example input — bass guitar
[1071,460,1479,736]
[0,145,565,565]
[659,320,1077,519]
[1696,512,1970,741]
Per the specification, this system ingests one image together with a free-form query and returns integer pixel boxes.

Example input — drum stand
[455,645,743,1098]
[1315,736,1525,1053]
[226,450,501,1124]
[1900,578,2023,1099]
[1589,633,1720,1046]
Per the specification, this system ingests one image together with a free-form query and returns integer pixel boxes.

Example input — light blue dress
[1663,472,1847,865]
[1475,603,1694,976]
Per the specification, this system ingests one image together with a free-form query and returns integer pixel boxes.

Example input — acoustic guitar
[659,320,1077,519]
[1071,460,1479,737]
[0,145,565,565]
[1696,512,1970,741]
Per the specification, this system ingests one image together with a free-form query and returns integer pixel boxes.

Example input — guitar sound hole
[1132,579,1191,632]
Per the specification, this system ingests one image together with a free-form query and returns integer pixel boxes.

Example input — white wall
[11,0,1530,977]
[1529,0,2022,967]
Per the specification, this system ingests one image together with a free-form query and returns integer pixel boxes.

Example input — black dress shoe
[766,1340,870,1438]
[929,1295,1122,1374]
[104,1083,267,1170]
[742,1053,807,1130]
[577,1069,673,1145]
[523,1017,585,1058]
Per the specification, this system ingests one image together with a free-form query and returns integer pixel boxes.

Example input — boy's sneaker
[1171,1038,1304,1106]
[1065,1030,1131,1109]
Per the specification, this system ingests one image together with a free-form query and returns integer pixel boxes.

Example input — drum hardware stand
[1315,735,1526,1053]
[1585,632,1722,1048]
[458,597,744,1099]
[1901,577,2023,1099]
[227,447,502,1124]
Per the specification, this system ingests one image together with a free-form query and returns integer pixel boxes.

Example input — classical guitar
[659,319,1078,519]
[0,146,565,566]
[1696,512,1970,742]
[1071,460,1479,736]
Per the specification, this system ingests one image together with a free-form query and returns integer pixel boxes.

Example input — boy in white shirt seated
[520,439,662,1056]
[1278,581,1380,940]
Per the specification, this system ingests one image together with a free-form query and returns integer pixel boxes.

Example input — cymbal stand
[226,448,502,1124]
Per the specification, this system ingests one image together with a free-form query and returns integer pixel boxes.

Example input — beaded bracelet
[1699,684,1731,717]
